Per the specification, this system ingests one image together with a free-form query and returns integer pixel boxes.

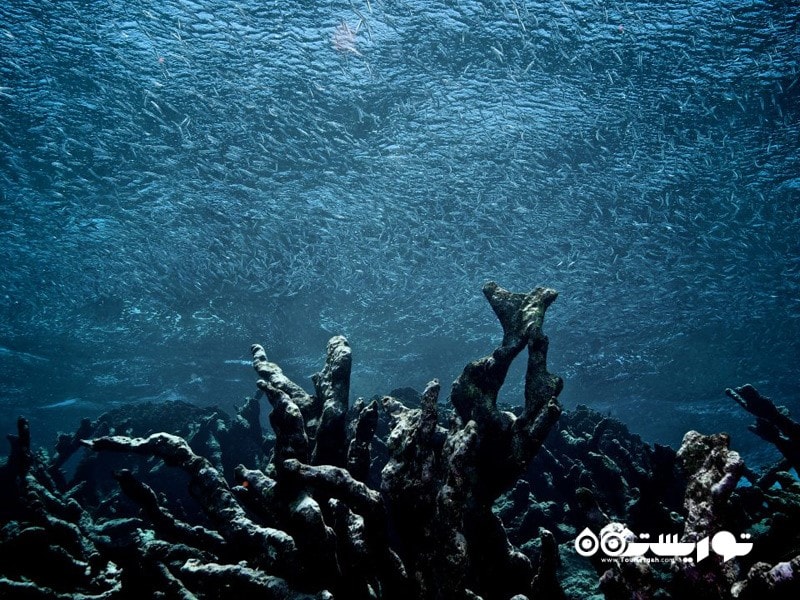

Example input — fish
[0,347,49,363]
[39,398,80,409]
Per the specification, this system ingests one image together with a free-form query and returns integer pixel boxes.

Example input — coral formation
[726,385,800,475]
[1,285,799,599]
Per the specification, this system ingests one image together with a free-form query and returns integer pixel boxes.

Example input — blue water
[1,0,798,466]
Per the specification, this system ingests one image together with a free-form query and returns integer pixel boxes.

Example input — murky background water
[1,0,798,465]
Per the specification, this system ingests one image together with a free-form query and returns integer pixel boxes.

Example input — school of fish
[0,0,798,463]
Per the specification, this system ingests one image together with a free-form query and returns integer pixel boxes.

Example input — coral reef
[582,386,800,600]
[1,285,799,599]
[0,283,563,599]
[726,385,800,475]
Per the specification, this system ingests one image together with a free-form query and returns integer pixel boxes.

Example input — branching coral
[726,385,800,475]
[0,282,564,599]
[3,286,799,600]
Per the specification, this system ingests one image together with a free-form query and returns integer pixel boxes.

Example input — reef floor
[1,283,798,599]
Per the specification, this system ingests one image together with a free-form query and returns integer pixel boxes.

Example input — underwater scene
[1,0,799,598]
